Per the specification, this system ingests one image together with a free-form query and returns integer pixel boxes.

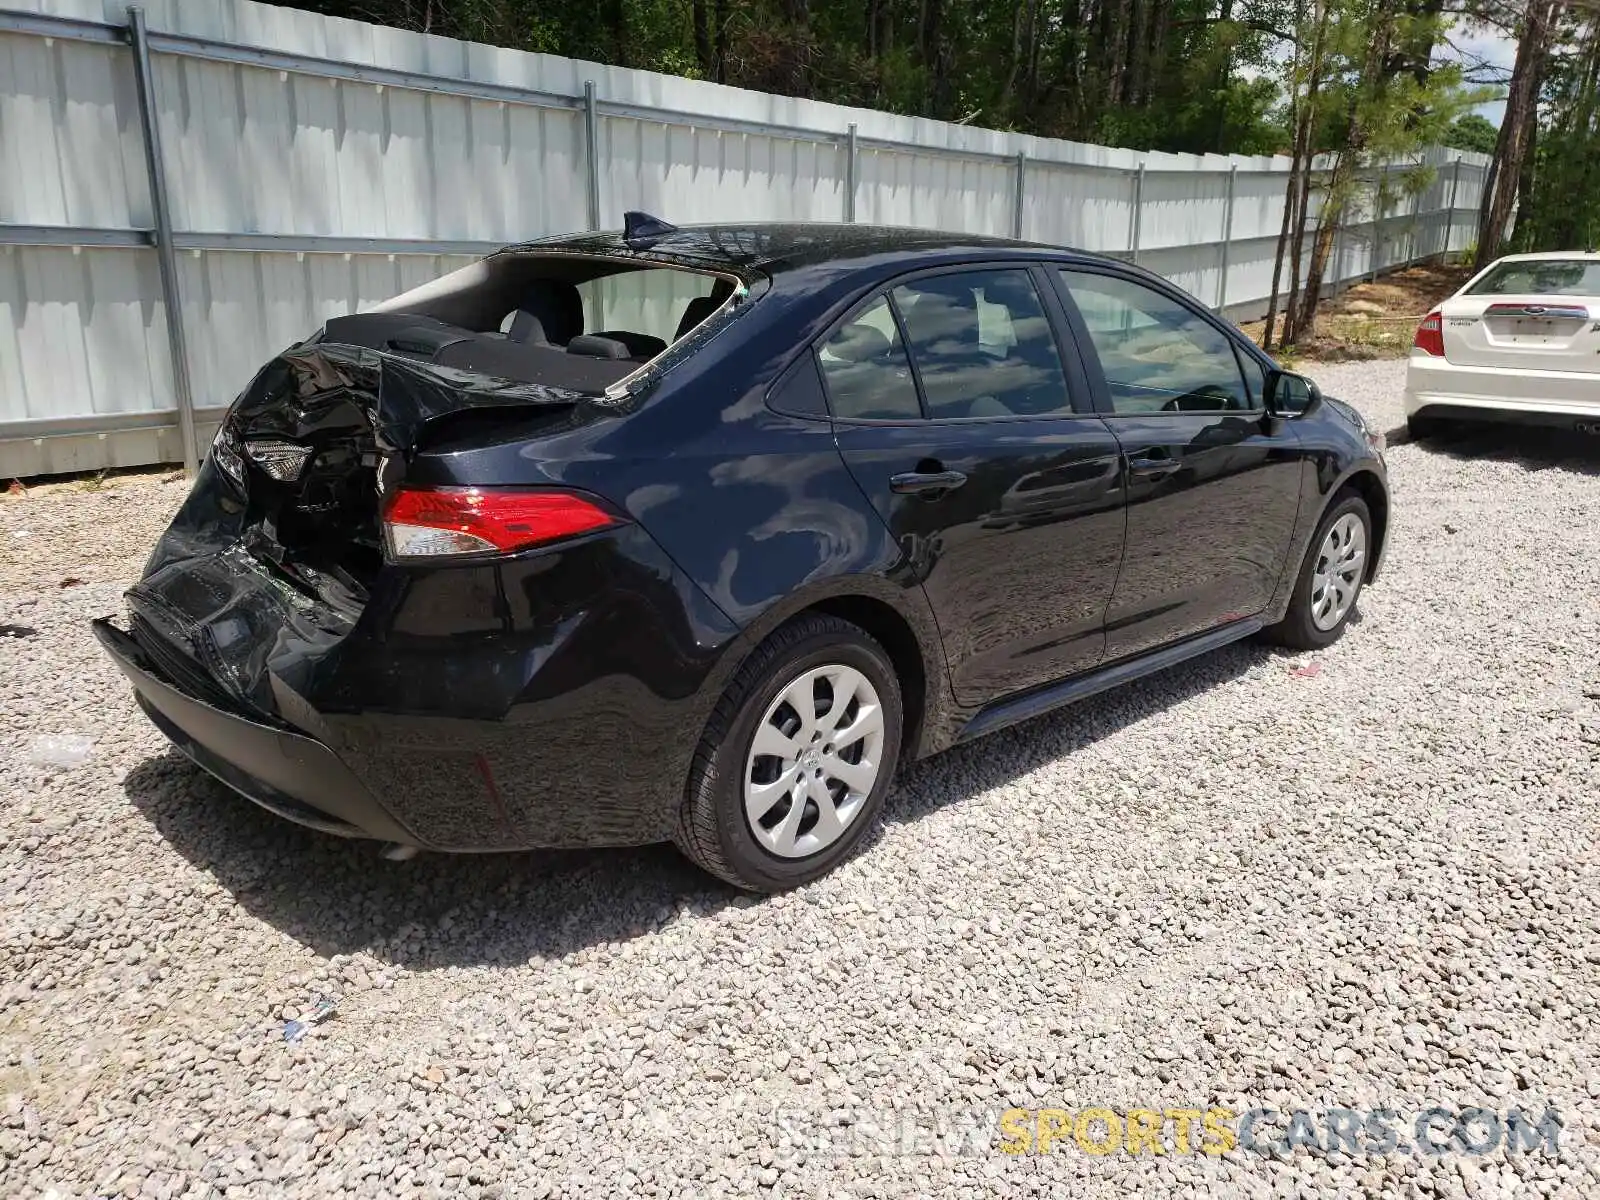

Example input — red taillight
[1413,310,1445,357]
[383,486,620,559]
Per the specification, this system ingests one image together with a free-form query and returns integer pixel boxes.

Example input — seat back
[508,281,584,345]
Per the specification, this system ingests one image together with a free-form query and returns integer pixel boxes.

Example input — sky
[1440,23,1518,124]
[1237,18,1516,126]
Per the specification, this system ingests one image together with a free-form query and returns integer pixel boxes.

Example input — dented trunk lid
[128,337,615,724]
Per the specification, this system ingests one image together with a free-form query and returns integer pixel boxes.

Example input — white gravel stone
[3,379,1600,1198]
[1301,357,1411,437]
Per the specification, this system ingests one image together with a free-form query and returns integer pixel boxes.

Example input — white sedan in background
[1404,251,1600,437]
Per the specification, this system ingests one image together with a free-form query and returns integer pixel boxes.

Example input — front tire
[674,614,904,892]
[1263,491,1371,651]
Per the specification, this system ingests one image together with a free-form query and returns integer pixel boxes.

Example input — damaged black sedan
[97,216,1389,891]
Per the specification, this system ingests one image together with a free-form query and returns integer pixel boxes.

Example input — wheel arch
[1264,456,1390,624]
[1337,467,1388,582]
[805,593,929,764]
[710,576,954,764]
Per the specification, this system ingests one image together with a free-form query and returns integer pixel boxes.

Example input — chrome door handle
[890,469,968,495]
[1126,456,1180,481]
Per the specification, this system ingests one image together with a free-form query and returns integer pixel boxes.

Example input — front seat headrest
[508,280,584,345]
[594,330,668,359]
[827,323,892,363]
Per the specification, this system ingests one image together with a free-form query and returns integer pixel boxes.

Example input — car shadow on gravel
[876,638,1274,840]
[122,750,728,970]
[1415,425,1600,473]
[122,638,1278,970]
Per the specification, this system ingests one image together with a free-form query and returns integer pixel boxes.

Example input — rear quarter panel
[406,279,961,763]
[613,386,959,762]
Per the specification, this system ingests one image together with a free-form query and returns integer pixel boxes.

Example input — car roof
[508,221,1084,276]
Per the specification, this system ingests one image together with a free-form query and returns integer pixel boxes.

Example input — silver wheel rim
[744,663,885,859]
[1310,512,1366,631]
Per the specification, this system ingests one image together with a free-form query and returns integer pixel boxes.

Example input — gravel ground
[1302,358,1411,438]
[4,376,1600,1197]
[0,469,190,594]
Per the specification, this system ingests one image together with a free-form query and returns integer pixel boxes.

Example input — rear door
[1440,258,1600,371]
[821,264,1127,705]
[1053,266,1306,662]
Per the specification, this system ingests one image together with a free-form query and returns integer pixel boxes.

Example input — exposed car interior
[326,255,740,391]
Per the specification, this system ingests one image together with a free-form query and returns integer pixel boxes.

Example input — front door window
[1058,270,1253,414]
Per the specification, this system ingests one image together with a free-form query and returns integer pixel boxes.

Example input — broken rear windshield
[346,253,745,392]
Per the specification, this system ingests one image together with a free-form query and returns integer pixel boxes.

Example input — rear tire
[674,614,903,892]
[1262,491,1372,651]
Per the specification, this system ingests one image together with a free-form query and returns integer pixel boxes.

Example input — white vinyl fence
[0,0,1489,478]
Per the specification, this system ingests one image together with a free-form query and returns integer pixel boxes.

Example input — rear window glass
[892,269,1073,419]
[1466,260,1600,297]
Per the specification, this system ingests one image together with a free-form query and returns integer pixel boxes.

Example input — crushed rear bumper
[96,511,741,851]
[94,618,417,844]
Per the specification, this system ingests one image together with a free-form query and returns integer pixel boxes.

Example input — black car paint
[98,224,1388,852]
[1088,409,1305,658]
[833,411,1128,704]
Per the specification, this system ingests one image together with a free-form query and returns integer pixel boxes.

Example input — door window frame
[1047,263,1270,419]
[812,261,1099,426]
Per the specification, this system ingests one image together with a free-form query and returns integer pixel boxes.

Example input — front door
[1054,267,1307,661]
[818,267,1127,704]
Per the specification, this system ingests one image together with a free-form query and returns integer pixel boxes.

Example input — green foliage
[1443,112,1500,154]
[1261,0,1491,349]
[1098,76,1287,155]
[284,0,1531,180]
[292,0,1297,155]
[1509,13,1600,253]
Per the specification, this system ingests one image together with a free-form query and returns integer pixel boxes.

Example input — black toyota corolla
[96,217,1389,891]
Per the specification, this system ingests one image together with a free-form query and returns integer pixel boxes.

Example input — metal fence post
[1369,170,1383,282]
[1407,181,1422,265]
[1128,164,1145,264]
[844,123,858,223]
[583,81,602,230]
[1444,157,1462,258]
[1012,151,1026,240]
[1216,164,1237,311]
[127,5,198,475]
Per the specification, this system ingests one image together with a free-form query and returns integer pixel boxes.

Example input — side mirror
[1265,369,1321,418]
